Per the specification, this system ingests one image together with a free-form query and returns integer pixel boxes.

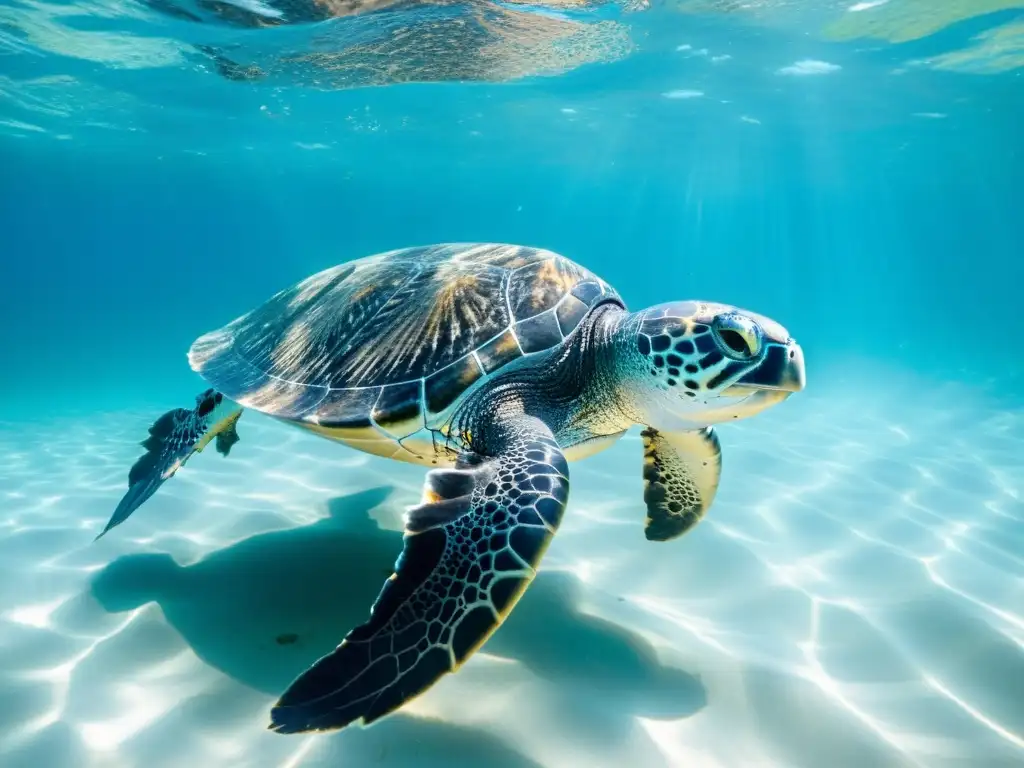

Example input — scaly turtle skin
[99,242,806,734]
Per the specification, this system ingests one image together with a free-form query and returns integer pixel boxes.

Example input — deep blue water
[1,2,1023,767]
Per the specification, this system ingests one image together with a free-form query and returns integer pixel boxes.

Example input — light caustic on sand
[0,377,1022,768]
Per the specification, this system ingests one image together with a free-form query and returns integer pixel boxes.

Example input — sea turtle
[100,242,805,734]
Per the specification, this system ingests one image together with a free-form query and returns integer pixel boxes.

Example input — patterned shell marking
[188,243,620,437]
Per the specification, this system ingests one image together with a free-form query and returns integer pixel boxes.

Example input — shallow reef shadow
[92,486,705,759]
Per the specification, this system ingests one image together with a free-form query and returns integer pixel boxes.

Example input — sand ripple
[0,372,1021,767]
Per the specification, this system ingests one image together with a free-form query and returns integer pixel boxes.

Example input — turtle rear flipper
[97,390,242,540]
[97,407,194,541]
[215,413,242,456]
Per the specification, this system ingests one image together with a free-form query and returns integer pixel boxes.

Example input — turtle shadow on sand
[91,487,706,761]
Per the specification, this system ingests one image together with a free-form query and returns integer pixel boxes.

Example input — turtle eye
[713,315,762,360]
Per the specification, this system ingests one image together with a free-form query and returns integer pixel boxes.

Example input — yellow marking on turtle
[458,357,484,388]
[335,264,494,385]
[526,258,577,312]
[537,258,575,290]
[302,423,448,466]
[373,409,424,441]
[433,270,481,315]
[562,431,626,462]
[194,410,243,454]
[492,330,521,359]
[307,425,403,460]
[351,282,378,301]
[641,428,722,541]
[303,422,381,442]
[420,488,445,505]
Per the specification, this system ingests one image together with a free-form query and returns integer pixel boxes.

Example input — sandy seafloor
[0,363,1021,768]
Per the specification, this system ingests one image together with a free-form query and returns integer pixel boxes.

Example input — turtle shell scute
[187,243,622,421]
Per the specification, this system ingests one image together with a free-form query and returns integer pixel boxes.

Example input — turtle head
[619,301,805,430]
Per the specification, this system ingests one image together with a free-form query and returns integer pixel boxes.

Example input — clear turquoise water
[0,2,1022,766]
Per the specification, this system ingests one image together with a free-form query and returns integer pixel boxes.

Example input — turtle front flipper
[96,390,242,540]
[641,426,721,542]
[268,415,569,734]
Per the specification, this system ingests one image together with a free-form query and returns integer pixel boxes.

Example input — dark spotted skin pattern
[269,414,569,733]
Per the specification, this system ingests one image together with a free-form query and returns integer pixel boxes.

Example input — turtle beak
[735,341,806,393]
[778,342,806,392]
